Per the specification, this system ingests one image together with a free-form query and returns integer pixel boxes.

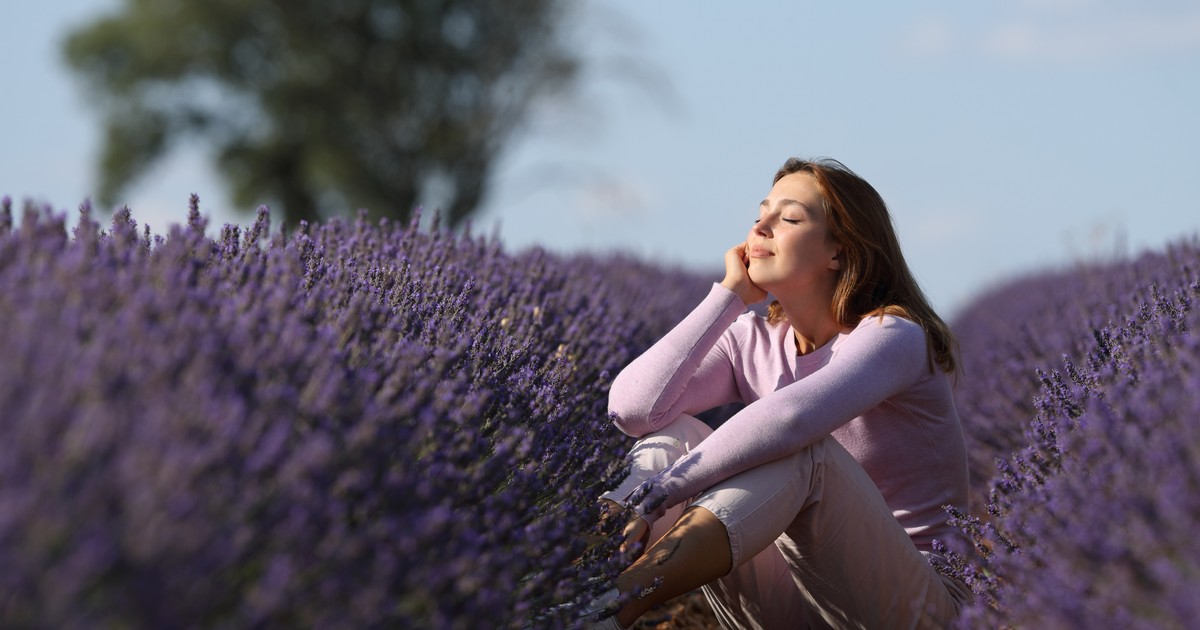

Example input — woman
[589,158,972,629]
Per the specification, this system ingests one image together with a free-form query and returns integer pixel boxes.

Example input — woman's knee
[690,440,825,568]
[641,413,713,449]
[600,414,715,508]
[625,414,713,469]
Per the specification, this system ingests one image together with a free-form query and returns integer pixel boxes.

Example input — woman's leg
[604,427,964,629]
[771,437,966,629]
[598,415,812,629]
[696,434,963,628]
[600,506,819,630]
[610,506,732,627]
[598,414,713,545]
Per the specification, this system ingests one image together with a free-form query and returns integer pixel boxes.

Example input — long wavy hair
[766,157,958,374]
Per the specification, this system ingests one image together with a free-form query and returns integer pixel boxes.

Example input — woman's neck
[776,293,845,356]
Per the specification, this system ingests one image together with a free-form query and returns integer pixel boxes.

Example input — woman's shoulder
[851,311,923,333]
[841,312,928,356]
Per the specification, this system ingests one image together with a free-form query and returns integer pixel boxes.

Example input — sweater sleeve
[628,314,930,525]
[608,283,747,437]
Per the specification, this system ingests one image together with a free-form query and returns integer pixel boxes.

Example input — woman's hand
[599,499,650,559]
[619,515,649,559]
[720,243,769,305]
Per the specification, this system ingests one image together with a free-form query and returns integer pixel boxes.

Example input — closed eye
[782,218,801,224]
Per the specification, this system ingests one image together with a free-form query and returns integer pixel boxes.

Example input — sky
[3,0,1199,319]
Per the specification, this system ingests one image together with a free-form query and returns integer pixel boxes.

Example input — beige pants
[601,414,970,630]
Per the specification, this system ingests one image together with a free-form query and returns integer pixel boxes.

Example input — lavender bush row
[941,239,1200,627]
[952,246,1198,511]
[0,196,712,628]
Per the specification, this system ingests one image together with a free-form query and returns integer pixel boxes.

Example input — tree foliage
[64,0,579,226]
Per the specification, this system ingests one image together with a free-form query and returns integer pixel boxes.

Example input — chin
[747,269,775,288]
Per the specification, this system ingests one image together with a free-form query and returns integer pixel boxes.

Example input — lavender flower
[946,237,1200,628]
[0,198,711,628]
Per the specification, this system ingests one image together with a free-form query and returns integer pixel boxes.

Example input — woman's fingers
[596,500,650,559]
[727,242,749,268]
[721,242,768,305]
[620,516,650,559]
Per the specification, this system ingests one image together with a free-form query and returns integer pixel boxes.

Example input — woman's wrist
[719,277,755,305]
[718,277,738,298]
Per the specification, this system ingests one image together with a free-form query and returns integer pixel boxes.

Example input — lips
[748,245,774,258]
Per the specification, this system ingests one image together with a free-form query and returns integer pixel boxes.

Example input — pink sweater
[609,284,969,552]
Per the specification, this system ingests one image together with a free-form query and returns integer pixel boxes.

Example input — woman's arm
[608,283,746,437]
[609,243,770,437]
[630,315,929,523]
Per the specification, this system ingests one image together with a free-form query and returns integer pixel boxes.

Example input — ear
[828,244,843,271]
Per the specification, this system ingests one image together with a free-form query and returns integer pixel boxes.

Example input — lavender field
[948,238,1200,628]
[0,196,710,628]
[1,194,1198,628]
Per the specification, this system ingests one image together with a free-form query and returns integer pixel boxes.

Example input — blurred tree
[63,0,579,226]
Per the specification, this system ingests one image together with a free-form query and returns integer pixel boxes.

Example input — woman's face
[746,171,841,297]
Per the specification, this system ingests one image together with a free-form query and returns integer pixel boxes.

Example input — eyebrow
[759,198,814,213]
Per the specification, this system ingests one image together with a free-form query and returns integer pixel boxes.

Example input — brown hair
[766,157,957,374]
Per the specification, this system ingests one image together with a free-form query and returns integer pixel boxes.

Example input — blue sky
[3,0,1199,318]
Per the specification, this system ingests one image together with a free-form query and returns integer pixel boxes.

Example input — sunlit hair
[766,157,958,374]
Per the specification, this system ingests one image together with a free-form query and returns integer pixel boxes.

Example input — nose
[753,218,772,238]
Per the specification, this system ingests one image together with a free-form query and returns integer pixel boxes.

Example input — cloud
[1005,0,1098,14]
[896,6,1200,63]
[983,12,1200,61]
[575,175,650,220]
